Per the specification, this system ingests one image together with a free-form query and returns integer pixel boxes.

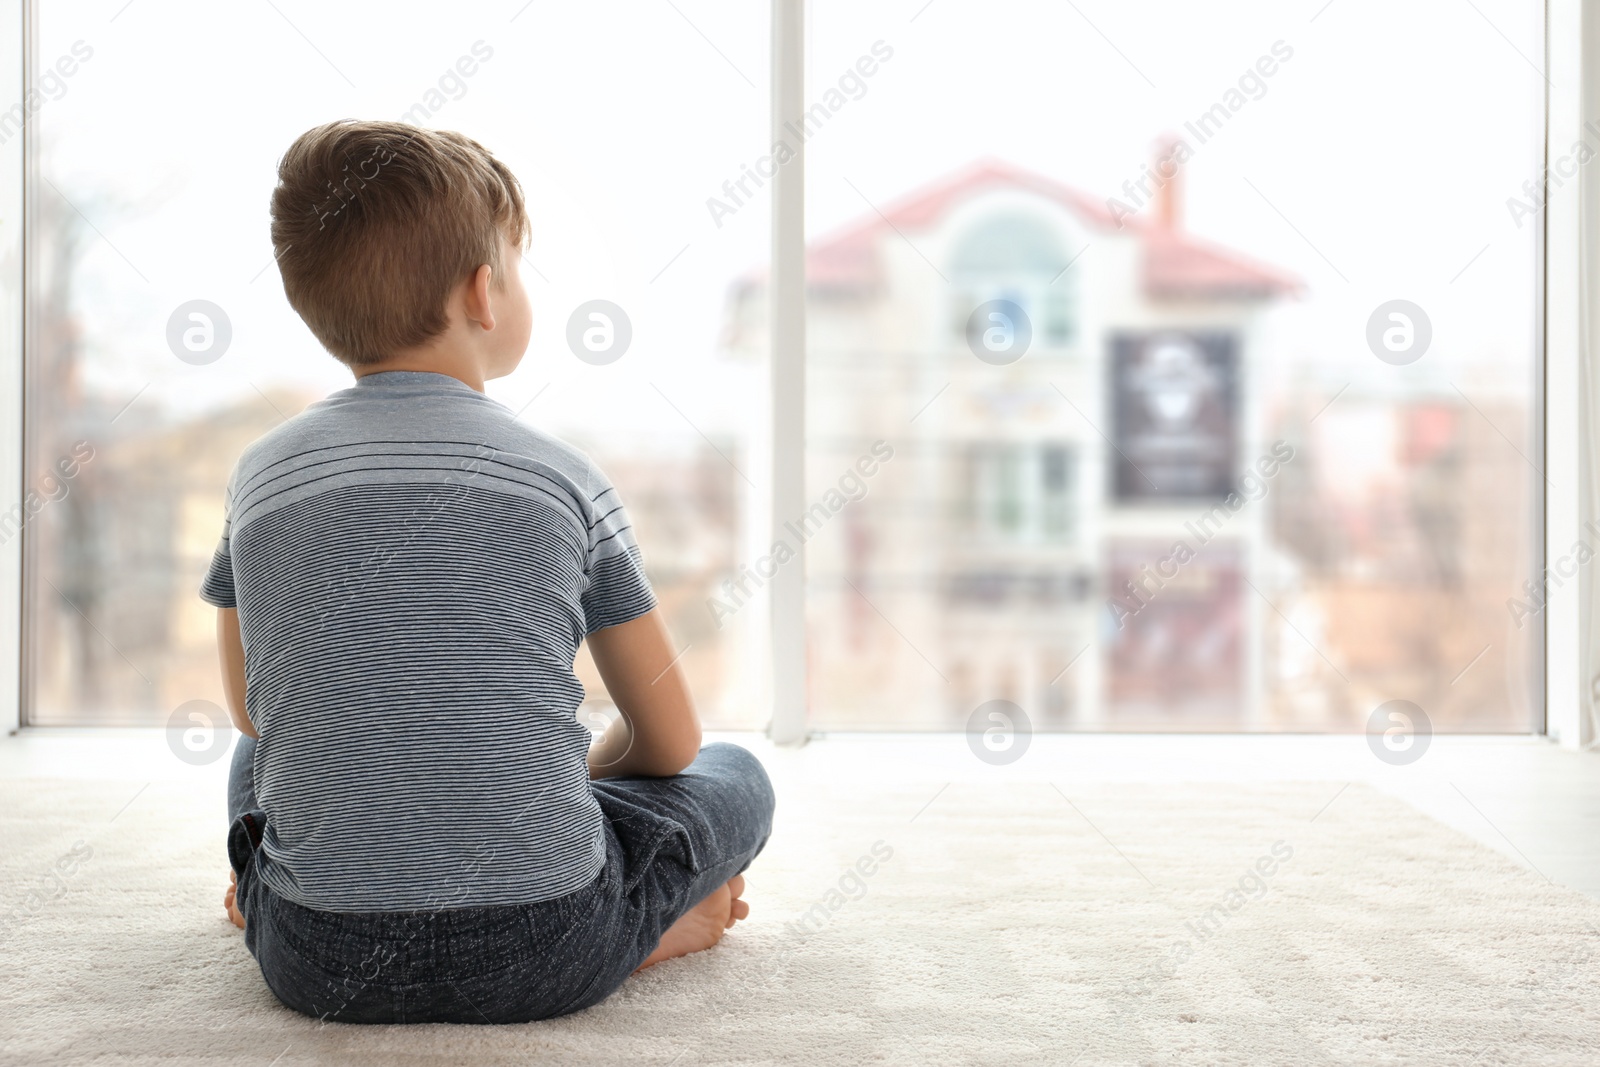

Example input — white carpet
[4,775,1600,1066]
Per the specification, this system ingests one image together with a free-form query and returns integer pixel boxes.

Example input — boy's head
[271,120,530,372]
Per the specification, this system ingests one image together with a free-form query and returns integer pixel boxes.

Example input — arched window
[949,212,1077,347]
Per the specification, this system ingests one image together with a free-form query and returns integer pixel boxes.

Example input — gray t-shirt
[200,370,655,912]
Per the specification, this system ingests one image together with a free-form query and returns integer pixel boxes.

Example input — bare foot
[224,870,245,930]
[635,875,749,972]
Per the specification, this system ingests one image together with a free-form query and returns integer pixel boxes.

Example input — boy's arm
[585,607,701,779]
[216,608,259,739]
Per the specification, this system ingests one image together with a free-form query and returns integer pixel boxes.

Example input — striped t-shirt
[200,370,656,912]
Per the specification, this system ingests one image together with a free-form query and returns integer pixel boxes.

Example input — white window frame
[0,0,1586,746]
[1546,0,1595,748]
[767,0,807,743]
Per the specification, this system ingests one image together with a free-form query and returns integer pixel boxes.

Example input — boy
[202,120,774,1024]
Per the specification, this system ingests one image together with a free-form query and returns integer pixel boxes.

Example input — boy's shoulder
[227,378,612,506]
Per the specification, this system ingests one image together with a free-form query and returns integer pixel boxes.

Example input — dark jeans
[226,737,774,1024]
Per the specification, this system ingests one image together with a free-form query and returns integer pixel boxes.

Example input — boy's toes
[725,875,748,927]
[224,870,246,930]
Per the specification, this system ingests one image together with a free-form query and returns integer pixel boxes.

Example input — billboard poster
[1111,331,1238,501]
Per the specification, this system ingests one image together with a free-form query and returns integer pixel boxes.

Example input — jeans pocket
[591,787,700,898]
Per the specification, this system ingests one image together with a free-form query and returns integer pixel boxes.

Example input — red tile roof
[758,159,1300,301]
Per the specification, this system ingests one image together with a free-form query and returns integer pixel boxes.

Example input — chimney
[1154,134,1183,231]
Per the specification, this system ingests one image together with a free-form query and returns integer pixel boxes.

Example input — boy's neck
[353,349,488,393]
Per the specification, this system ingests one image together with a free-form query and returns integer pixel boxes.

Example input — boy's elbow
[681,724,704,767]
[653,724,702,776]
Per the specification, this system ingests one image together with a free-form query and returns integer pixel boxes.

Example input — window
[1041,445,1073,540]
[966,443,1077,544]
[24,1,769,726]
[949,212,1080,349]
[796,0,1543,731]
[19,0,1549,738]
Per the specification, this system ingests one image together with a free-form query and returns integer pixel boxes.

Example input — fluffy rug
[3,773,1600,1066]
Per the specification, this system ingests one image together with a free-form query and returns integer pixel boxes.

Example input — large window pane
[27,1,769,726]
[789,0,1542,730]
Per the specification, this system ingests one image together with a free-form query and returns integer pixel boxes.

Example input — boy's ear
[465,263,496,331]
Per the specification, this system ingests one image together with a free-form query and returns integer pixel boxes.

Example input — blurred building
[28,392,308,723]
[1268,394,1532,731]
[567,438,742,721]
[728,157,1299,729]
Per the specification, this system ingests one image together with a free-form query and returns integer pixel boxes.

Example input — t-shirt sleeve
[199,465,238,608]
[580,468,656,634]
